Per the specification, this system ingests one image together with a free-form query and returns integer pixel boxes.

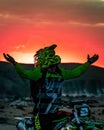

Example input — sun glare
[11,52,34,64]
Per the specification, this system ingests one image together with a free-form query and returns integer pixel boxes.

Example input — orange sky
[0,0,104,68]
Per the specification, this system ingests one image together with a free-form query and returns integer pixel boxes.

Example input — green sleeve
[14,63,42,81]
[60,62,90,80]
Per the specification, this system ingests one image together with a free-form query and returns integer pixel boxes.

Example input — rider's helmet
[33,44,61,69]
[74,103,91,121]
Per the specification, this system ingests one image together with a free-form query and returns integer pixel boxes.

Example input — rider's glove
[87,54,99,64]
[3,53,16,65]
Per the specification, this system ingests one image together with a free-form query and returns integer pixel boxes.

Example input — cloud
[14,45,25,50]
[0,0,104,25]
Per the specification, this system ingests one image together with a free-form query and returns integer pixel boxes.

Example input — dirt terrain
[0,98,104,130]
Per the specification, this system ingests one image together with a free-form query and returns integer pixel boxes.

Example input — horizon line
[0,60,104,69]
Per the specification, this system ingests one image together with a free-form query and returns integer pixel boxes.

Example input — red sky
[0,0,104,68]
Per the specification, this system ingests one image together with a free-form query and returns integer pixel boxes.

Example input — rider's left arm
[60,62,90,80]
[60,54,99,80]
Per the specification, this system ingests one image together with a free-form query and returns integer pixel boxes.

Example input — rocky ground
[0,97,33,130]
[0,97,104,130]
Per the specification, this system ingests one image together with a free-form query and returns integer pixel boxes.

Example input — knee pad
[16,121,26,130]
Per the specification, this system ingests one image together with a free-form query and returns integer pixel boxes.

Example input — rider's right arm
[14,63,42,81]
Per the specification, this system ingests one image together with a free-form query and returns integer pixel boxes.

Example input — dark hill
[0,61,104,98]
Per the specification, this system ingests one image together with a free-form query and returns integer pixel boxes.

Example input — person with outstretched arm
[3,44,99,130]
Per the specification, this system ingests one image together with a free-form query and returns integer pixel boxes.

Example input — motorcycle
[54,100,104,130]
[15,100,104,130]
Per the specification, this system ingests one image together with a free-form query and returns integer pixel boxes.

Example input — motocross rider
[3,44,99,130]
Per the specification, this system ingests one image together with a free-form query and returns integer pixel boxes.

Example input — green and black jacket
[14,62,90,114]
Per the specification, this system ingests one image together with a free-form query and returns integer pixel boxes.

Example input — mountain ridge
[0,61,104,97]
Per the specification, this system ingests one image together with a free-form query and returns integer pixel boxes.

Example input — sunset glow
[0,0,104,68]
